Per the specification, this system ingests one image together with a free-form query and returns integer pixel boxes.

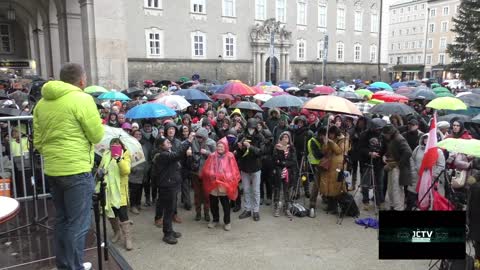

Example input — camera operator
[291,115,314,198]
[152,133,194,245]
[358,118,387,211]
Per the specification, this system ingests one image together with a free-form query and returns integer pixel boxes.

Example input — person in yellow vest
[10,124,29,157]
[307,127,326,218]
[10,124,31,198]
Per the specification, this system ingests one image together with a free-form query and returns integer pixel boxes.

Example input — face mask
[248,128,255,135]
[110,145,123,157]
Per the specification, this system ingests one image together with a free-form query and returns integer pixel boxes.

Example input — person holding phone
[98,138,132,250]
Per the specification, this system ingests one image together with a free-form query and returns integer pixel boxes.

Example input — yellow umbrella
[426,97,467,110]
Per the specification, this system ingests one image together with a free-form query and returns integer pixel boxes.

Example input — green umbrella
[355,89,373,98]
[179,77,189,83]
[437,138,480,157]
[85,85,108,94]
[433,87,450,94]
[435,92,455,97]
[431,83,441,89]
[426,97,467,110]
[368,98,384,105]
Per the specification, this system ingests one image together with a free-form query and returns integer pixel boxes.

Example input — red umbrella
[371,91,393,99]
[311,86,336,95]
[212,93,235,101]
[217,80,257,96]
[375,93,409,103]
[395,86,416,96]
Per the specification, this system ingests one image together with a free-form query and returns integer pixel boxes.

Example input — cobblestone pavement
[114,193,430,270]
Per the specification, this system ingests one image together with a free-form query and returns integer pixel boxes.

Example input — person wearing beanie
[273,113,290,143]
[446,119,472,139]
[437,121,450,140]
[381,124,412,211]
[107,112,120,128]
[224,128,242,212]
[131,122,140,133]
[267,108,281,132]
[188,127,216,222]
[215,108,228,127]
[216,117,232,139]
[272,131,298,217]
[292,115,313,199]
[152,133,194,245]
[401,118,424,151]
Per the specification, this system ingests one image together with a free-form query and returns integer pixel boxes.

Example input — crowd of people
[28,63,480,270]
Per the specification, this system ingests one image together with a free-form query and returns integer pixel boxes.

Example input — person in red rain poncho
[200,137,240,231]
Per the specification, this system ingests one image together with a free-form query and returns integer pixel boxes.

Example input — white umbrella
[286,86,301,92]
[95,126,146,168]
[253,93,273,102]
[152,95,191,111]
[456,91,471,97]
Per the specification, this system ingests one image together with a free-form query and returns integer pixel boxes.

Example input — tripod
[92,170,109,270]
[0,121,52,236]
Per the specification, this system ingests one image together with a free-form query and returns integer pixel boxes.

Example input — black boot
[304,183,311,199]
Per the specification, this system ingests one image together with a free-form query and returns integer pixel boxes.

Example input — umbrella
[471,88,480,95]
[332,81,347,89]
[354,102,373,114]
[406,80,420,87]
[179,77,189,83]
[370,82,393,90]
[311,86,336,95]
[409,89,437,100]
[93,98,104,110]
[8,90,29,105]
[458,93,480,108]
[302,96,363,116]
[98,91,131,101]
[278,82,295,90]
[431,83,441,89]
[155,80,173,87]
[152,95,191,111]
[256,81,273,87]
[253,94,273,102]
[209,85,223,93]
[456,92,471,97]
[377,93,409,103]
[369,103,416,116]
[272,91,290,96]
[469,114,480,124]
[355,89,373,98]
[286,86,300,92]
[437,138,480,158]
[436,92,455,97]
[299,84,316,91]
[368,99,385,105]
[391,82,407,89]
[173,89,212,103]
[395,86,415,96]
[231,101,263,112]
[262,95,304,108]
[334,91,362,102]
[125,103,176,119]
[0,108,30,116]
[180,81,197,89]
[85,85,108,94]
[433,87,451,94]
[211,93,234,101]
[95,126,146,167]
[252,86,266,94]
[262,85,283,94]
[438,114,472,123]
[217,80,257,96]
[426,97,467,111]
[298,96,310,103]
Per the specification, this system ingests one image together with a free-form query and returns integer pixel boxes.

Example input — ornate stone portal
[250,18,292,83]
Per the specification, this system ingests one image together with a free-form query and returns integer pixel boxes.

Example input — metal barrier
[0,115,48,201]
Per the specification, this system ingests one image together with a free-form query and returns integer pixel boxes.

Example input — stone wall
[128,58,389,84]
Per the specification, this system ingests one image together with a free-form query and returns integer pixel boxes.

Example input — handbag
[319,157,330,170]
[451,170,467,189]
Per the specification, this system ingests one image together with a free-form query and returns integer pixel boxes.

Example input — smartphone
[111,145,123,157]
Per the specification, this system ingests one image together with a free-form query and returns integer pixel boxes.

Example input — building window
[318,5,327,28]
[404,42,408,49]
[276,0,286,23]
[223,33,236,59]
[370,44,377,62]
[412,41,416,49]
[439,53,445,64]
[426,55,432,64]
[414,5,417,10]
[393,9,396,15]
[223,0,235,17]
[418,40,423,48]
[403,56,407,64]
[255,0,266,20]
[145,28,163,58]
[389,57,393,64]
[443,6,449,15]
[429,23,435,33]
[336,42,344,62]
[440,37,447,49]
[297,39,306,61]
[337,7,345,29]
[191,0,206,13]
[409,55,414,64]
[400,8,403,13]
[441,21,448,32]
[417,55,422,63]
[455,5,459,13]
[371,13,379,33]
[421,4,425,9]
[430,8,436,17]
[0,24,11,53]
[191,31,206,58]
[391,43,394,50]
[317,40,326,60]
[354,11,363,31]
[391,30,395,37]
[406,29,410,35]
[297,0,307,25]
[427,39,433,49]
[354,43,361,62]
[399,29,402,35]
[145,0,161,9]
[397,43,401,50]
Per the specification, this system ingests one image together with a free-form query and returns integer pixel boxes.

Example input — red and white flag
[416,112,439,210]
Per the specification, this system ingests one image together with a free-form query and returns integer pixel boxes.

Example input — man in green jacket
[33,63,104,270]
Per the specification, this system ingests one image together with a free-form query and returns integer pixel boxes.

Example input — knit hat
[131,122,140,129]
[437,121,450,129]
[156,136,168,146]
[382,124,397,135]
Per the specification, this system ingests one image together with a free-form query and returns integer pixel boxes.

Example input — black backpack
[290,203,309,217]
[337,193,360,218]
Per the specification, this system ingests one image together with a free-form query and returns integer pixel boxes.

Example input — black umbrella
[409,89,437,100]
[369,103,416,116]
[299,84,315,91]
[231,101,263,112]
[93,98,104,110]
[89,92,104,98]
[438,113,472,123]
[334,91,362,102]
[458,93,480,108]
[9,90,29,106]
[0,108,30,117]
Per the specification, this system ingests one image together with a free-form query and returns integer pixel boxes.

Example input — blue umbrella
[262,95,304,108]
[125,103,176,119]
[173,89,212,103]
[208,85,223,93]
[407,80,420,87]
[370,81,393,90]
[278,82,295,90]
[391,82,407,89]
[98,91,131,101]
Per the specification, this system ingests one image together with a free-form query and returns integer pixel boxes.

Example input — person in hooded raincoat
[200,137,240,231]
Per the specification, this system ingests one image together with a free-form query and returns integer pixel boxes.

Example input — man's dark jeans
[48,172,94,270]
